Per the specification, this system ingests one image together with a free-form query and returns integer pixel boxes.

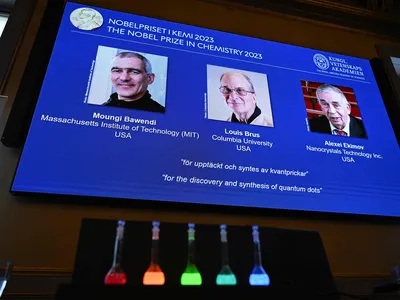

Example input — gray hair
[220,72,255,93]
[114,51,153,74]
[316,84,349,105]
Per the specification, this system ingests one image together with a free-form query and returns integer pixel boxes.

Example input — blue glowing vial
[249,225,270,286]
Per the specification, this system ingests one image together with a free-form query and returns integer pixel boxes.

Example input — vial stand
[143,221,165,285]
[180,223,202,285]
[216,224,237,285]
[104,220,127,285]
[249,225,270,286]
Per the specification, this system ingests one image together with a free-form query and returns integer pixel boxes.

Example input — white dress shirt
[330,119,350,136]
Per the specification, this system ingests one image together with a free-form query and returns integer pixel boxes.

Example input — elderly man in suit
[308,84,367,138]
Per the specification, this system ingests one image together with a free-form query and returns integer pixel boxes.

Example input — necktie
[334,129,347,136]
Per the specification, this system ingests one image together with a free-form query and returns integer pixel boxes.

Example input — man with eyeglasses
[219,72,273,127]
[102,51,165,113]
[308,84,367,138]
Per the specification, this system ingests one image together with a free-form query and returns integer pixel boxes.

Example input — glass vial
[180,223,202,285]
[216,224,237,285]
[143,221,165,285]
[249,225,270,286]
[104,220,127,285]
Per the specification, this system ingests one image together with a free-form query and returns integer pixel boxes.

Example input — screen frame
[1,0,66,147]
[376,44,400,106]
[375,44,400,143]
[6,0,400,223]
[0,0,37,92]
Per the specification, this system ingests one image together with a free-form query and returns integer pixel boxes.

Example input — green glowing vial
[216,224,237,285]
[180,223,202,285]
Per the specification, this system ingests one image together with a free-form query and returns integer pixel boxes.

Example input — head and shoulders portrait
[87,45,168,113]
[206,65,274,128]
[302,81,367,139]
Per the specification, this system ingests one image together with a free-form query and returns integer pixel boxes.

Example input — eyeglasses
[219,87,254,97]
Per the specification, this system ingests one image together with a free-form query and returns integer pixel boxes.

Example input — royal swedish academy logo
[70,7,103,31]
[313,53,330,70]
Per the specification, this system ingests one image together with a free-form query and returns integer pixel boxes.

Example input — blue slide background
[11,2,400,216]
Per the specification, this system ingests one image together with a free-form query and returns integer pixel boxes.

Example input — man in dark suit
[308,84,367,138]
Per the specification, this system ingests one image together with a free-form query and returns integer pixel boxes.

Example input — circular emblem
[70,8,103,31]
[313,53,330,70]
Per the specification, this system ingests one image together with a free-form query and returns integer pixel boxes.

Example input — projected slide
[11,2,400,216]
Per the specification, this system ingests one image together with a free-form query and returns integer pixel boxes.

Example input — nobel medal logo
[313,53,330,70]
[70,8,103,31]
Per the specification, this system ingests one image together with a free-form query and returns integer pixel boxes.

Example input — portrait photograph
[302,80,367,139]
[206,64,274,127]
[87,45,168,113]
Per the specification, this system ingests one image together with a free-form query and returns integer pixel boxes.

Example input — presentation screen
[11,2,400,217]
